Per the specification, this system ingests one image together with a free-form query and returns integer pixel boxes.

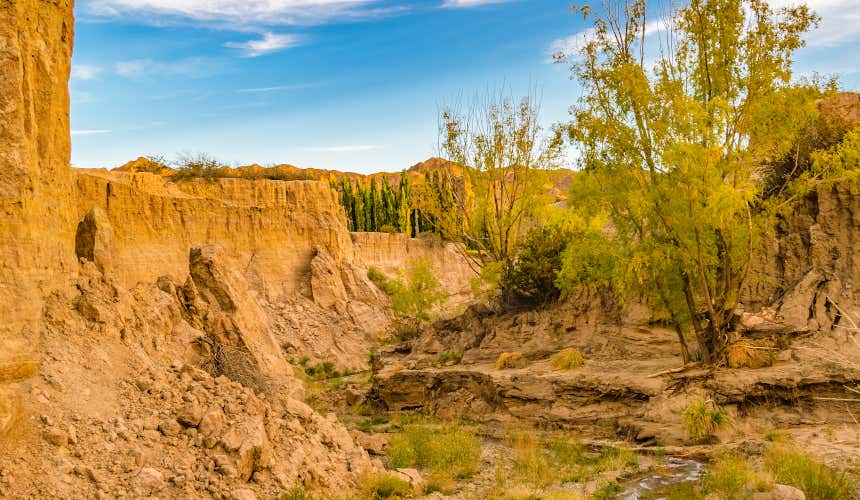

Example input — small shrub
[682,397,730,441]
[171,152,226,181]
[436,351,463,366]
[510,432,555,487]
[500,224,576,308]
[702,454,759,499]
[195,337,268,392]
[359,473,412,500]
[391,318,422,342]
[304,361,343,380]
[550,348,585,370]
[592,446,638,472]
[368,258,446,321]
[495,352,526,370]
[593,480,623,500]
[726,340,775,369]
[424,473,457,495]
[765,445,855,500]
[666,483,704,500]
[386,422,481,480]
[765,428,792,443]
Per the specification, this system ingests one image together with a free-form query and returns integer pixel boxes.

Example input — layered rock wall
[351,232,476,304]
[0,0,77,338]
[745,183,860,333]
[73,170,354,301]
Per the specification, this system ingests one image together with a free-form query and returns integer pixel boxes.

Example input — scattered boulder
[393,468,425,495]
[199,408,227,437]
[135,467,164,492]
[43,427,69,447]
[177,401,203,427]
[752,483,806,500]
[158,419,182,437]
[353,431,388,456]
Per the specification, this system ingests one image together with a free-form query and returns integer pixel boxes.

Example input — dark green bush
[500,224,574,308]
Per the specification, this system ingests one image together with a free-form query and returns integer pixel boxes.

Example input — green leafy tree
[557,0,818,363]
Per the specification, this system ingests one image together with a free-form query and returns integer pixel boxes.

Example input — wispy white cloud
[550,18,670,62]
[441,0,512,7]
[115,57,219,79]
[86,0,406,27]
[72,64,102,80]
[770,0,860,48]
[303,145,381,152]
[552,1,859,64]
[225,33,301,57]
[238,83,312,93]
[72,129,112,136]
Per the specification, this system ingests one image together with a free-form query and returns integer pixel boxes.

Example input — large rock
[75,207,115,273]
[189,244,302,399]
[310,247,349,310]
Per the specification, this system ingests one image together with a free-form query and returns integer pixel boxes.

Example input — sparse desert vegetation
[494,351,527,370]
[550,348,585,370]
[682,397,731,442]
[3,0,860,498]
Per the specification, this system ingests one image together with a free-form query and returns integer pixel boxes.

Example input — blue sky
[70,0,860,173]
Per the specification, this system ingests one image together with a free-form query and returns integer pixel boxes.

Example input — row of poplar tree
[332,170,458,238]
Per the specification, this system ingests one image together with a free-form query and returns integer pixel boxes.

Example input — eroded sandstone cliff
[0,3,475,497]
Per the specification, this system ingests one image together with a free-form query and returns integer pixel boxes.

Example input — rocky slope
[0,4,475,498]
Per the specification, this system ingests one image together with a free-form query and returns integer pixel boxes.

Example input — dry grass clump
[387,421,481,482]
[196,337,269,392]
[702,454,768,499]
[357,472,412,500]
[495,431,637,494]
[495,352,526,370]
[726,339,775,369]
[682,397,731,441]
[550,348,585,370]
[765,445,855,500]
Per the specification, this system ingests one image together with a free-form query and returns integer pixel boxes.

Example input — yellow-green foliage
[368,258,446,321]
[550,348,585,370]
[765,445,855,500]
[436,350,463,366]
[702,454,764,499]
[358,473,412,500]
[682,397,730,441]
[495,352,526,370]
[593,481,623,500]
[387,422,481,480]
[499,432,637,490]
[764,428,792,443]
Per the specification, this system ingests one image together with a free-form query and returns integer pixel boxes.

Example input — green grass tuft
[765,445,855,500]
[386,422,481,480]
[682,397,730,441]
[359,473,412,500]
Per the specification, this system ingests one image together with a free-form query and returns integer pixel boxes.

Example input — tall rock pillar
[0,0,77,340]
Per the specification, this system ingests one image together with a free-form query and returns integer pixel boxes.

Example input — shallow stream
[618,457,706,499]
